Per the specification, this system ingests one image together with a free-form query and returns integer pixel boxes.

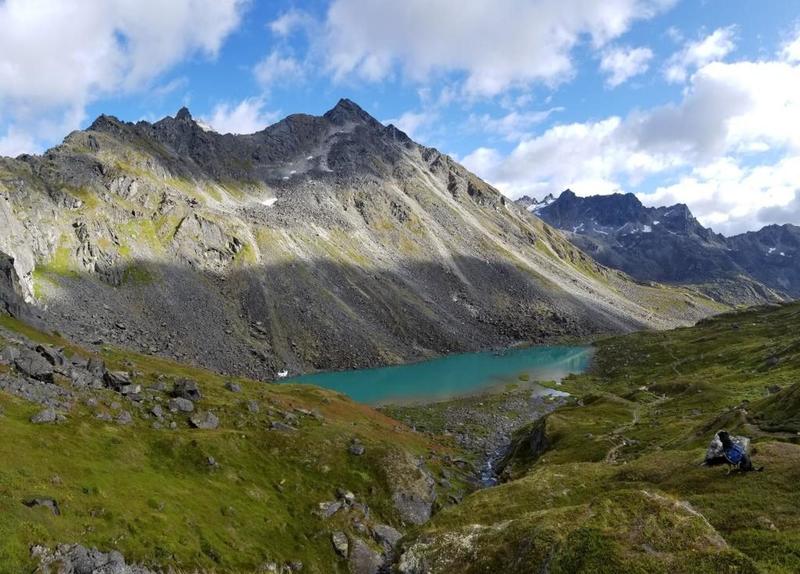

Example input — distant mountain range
[518,190,799,304]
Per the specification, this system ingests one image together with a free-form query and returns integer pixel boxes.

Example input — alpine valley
[1,100,798,574]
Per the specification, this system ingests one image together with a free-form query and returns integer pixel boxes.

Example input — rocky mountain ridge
[523,189,798,304]
[0,100,721,379]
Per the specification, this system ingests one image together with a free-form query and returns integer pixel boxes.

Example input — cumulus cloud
[468,108,563,141]
[253,51,305,89]
[0,0,246,155]
[269,9,314,37]
[463,48,800,234]
[600,46,653,87]
[664,26,736,83]
[384,110,438,141]
[201,98,280,134]
[321,0,675,96]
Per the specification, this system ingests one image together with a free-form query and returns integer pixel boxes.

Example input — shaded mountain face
[0,100,720,379]
[526,190,795,304]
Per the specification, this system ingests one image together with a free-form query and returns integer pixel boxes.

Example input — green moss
[0,320,460,573]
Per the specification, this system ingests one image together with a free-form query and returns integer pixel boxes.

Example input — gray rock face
[0,251,31,319]
[348,539,384,574]
[189,410,219,429]
[14,348,54,383]
[31,543,156,574]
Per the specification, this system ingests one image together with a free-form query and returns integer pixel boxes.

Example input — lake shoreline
[287,345,595,404]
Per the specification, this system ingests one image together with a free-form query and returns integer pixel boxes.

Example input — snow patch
[643,225,652,233]
[262,198,278,207]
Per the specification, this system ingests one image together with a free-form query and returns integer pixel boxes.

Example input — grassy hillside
[399,302,800,573]
[0,316,470,573]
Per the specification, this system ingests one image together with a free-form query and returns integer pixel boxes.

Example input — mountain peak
[175,107,193,121]
[323,98,380,127]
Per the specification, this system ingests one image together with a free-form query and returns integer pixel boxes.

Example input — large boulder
[14,349,54,383]
[383,450,437,526]
[348,539,384,574]
[172,379,202,401]
[189,410,219,430]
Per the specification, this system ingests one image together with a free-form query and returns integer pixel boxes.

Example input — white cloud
[269,9,314,37]
[463,48,800,234]
[642,157,800,235]
[384,111,437,141]
[321,0,675,96]
[0,0,246,155]
[253,51,305,89]
[664,26,736,83]
[202,98,280,134]
[468,108,564,141]
[600,46,653,87]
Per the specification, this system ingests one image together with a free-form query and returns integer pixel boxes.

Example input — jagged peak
[323,98,381,127]
[88,113,125,133]
[175,106,193,121]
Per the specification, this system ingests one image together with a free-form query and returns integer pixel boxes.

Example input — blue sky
[1,0,800,234]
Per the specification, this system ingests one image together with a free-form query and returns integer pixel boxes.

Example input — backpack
[724,442,746,465]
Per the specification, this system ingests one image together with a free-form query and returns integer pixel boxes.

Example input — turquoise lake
[288,345,594,404]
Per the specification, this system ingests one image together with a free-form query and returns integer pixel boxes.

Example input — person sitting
[704,430,763,473]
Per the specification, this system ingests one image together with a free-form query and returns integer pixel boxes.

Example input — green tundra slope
[397,302,800,573]
[0,315,472,574]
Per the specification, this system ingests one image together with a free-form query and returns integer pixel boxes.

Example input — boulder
[34,345,66,368]
[14,349,54,383]
[189,411,219,430]
[349,439,366,456]
[348,539,384,574]
[317,500,343,519]
[30,408,57,424]
[103,370,132,391]
[23,497,60,515]
[116,411,133,425]
[172,379,202,401]
[372,524,403,549]
[332,531,349,558]
[168,397,194,413]
[224,381,242,393]
[86,356,105,376]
